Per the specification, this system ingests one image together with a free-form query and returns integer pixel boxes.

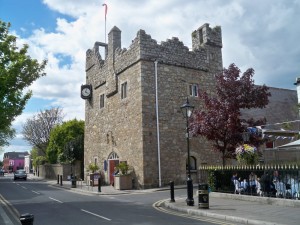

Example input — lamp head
[180,97,194,118]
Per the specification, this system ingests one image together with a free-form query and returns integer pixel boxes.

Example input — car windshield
[16,170,25,174]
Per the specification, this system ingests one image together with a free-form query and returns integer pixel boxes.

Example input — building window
[265,141,274,148]
[121,82,127,99]
[189,84,198,97]
[100,94,105,109]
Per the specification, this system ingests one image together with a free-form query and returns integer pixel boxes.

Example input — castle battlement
[86,23,222,88]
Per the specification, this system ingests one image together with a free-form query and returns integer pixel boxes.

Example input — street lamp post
[180,97,195,206]
[70,146,74,178]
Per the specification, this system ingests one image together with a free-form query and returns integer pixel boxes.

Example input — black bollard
[170,181,175,202]
[98,177,101,192]
[57,175,59,184]
[71,176,76,188]
[20,213,34,225]
[60,175,63,186]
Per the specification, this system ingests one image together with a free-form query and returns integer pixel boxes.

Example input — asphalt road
[0,174,231,225]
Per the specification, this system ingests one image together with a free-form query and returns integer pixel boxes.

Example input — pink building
[3,152,29,172]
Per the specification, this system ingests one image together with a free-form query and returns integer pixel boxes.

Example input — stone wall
[38,162,81,180]
[264,149,300,163]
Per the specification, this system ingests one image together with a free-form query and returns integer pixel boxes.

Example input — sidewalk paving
[163,195,300,225]
[3,174,300,225]
[38,174,300,225]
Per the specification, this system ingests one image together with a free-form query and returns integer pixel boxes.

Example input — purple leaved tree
[190,64,271,166]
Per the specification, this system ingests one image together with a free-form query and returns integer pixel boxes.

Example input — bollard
[57,175,59,184]
[170,181,175,202]
[60,175,63,186]
[20,213,34,225]
[98,177,101,192]
[198,183,209,209]
[71,176,76,188]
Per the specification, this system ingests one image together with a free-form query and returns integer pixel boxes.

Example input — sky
[1,0,300,159]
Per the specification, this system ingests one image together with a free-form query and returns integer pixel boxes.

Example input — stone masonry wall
[84,23,223,188]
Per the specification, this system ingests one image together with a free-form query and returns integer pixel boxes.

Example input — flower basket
[235,144,259,165]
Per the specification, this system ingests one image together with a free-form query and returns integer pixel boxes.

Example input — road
[0,174,230,225]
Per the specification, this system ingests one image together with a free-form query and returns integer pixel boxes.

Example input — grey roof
[3,151,29,159]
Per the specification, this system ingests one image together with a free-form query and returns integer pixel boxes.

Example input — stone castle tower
[83,23,223,188]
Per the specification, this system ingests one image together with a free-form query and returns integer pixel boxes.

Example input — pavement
[1,174,300,225]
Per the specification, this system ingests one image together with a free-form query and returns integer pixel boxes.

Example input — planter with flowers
[114,162,132,190]
[87,163,100,186]
[235,144,259,165]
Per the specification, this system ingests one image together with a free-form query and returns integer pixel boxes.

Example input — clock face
[82,88,91,97]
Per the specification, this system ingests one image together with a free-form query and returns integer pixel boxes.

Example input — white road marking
[32,191,40,195]
[81,209,111,221]
[21,186,27,189]
[49,197,63,203]
[0,197,14,224]
[153,199,236,225]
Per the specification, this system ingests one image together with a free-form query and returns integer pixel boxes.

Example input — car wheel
[24,178,27,181]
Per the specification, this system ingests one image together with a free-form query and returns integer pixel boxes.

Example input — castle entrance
[108,152,119,185]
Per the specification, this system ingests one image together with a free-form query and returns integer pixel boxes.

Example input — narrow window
[121,82,127,99]
[186,156,197,170]
[189,84,198,97]
[100,94,105,109]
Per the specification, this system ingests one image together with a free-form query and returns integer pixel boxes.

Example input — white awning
[277,139,300,149]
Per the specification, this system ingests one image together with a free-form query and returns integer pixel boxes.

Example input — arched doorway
[108,152,119,185]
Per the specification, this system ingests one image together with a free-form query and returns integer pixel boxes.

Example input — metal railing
[199,164,300,199]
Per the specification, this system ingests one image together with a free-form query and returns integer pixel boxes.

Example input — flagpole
[102,4,107,44]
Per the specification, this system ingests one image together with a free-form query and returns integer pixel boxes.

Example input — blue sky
[1,0,300,159]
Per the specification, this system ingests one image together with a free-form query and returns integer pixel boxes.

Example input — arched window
[186,156,197,170]
[108,152,119,159]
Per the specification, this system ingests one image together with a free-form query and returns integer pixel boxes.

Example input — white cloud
[10,0,299,98]
[3,0,300,158]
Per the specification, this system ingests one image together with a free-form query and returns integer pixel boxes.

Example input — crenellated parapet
[85,23,222,97]
[192,23,222,50]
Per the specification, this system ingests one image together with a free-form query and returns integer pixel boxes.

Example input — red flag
[102,4,107,21]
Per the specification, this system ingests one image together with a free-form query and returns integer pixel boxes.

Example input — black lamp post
[70,146,73,177]
[68,143,74,179]
[242,131,250,143]
[180,97,195,206]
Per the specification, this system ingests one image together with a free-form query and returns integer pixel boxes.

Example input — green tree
[30,147,38,168]
[47,119,84,164]
[0,20,47,147]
